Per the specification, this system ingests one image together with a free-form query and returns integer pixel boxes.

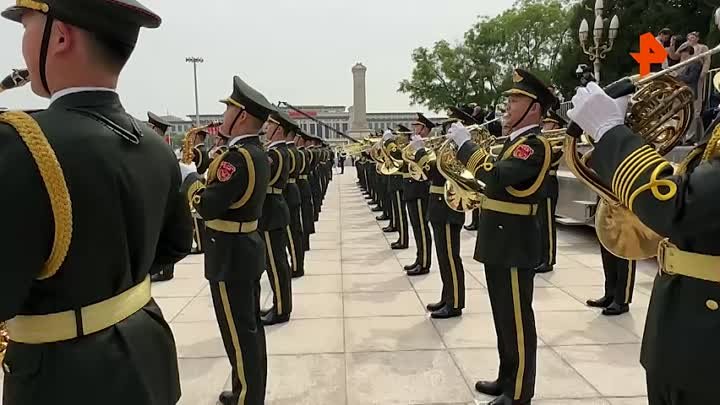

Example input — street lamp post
[578,0,619,84]
[185,56,204,126]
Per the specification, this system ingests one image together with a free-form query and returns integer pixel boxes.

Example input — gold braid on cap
[16,0,49,13]
[0,111,72,280]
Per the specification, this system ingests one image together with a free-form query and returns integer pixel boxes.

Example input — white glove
[567,82,628,142]
[179,162,197,183]
[409,139,424,151]
[382,130,394,141]
[447,122,471,148]
[410,134,422,142]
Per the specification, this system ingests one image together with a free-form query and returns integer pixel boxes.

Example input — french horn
[565,45,720,260]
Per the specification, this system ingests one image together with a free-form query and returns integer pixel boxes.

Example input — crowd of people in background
[656,28,718,145]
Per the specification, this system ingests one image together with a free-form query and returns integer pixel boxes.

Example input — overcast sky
[1,0,516,119]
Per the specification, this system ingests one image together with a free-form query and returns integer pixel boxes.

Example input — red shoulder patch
[512,144,534,160]
[217,161,237,182]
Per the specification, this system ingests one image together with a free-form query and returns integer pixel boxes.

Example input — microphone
[0,69,30,93]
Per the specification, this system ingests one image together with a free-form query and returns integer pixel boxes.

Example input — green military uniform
[1,2,192,404]
[384,128,410,249]
[404,114,434,275]
[536,109,566,274]
[580,117,720,404]
[285,132,306,278]
[296,133,316,252]
[259,111,294,326]
[413,136,466,319]
[457,69,556,405]
[148,112,181,282]
[192,76,273,405]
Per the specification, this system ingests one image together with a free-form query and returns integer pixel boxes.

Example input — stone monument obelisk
[349,63,371,138]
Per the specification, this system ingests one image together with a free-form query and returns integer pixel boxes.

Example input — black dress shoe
[426,301,445,312]
[390,242,408,250]
[602,302,630,316]
[407,267,430,276]
[371,206,383,212]
[403,261,419,271]
[475,379,503,396]
[260,307,272,317]
[534,264,554,274]
[431,304,462,319]
[488,394,512,405]
[586,295,614,308]
[151,271,173,282]
[291,271,304,279]
[218,391,237,405]
[382,226,397,233]
[261,309,291,326]
[464,223,478,231]
[376,214,389,221]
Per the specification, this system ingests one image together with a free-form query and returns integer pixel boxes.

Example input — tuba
[180,122,221,164]
[564,45,720,259]
[0,68,30,363]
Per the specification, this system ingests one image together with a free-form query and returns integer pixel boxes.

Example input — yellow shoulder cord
[0,111,72,280]
[702,124,720,162]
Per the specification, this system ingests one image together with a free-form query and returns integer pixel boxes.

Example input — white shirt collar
[268,140,285,148]
[229,133,257,146]
[509,124,539,141]
[50,87,117,105]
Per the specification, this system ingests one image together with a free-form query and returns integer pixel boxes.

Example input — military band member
[148,111,181,282]
[0,1,192,404]
[403,114,434,275]
[566,81,720,403]
[191,76,273,405]
[309,138,323,221]
[296,131,316,251]
[259,110,294,326]
[384,127,410,249]
[586,245,637,315]
[285,127,306,278]
[448,69,556,405]
[535,109,567,274]
[411,129,466,318]
[338,150,347,174]
[448,106,482,232]
[193,129,211,175]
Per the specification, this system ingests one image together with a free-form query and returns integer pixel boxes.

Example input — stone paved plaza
[1,167,656,404]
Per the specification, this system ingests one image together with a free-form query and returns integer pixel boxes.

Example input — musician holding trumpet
[446,69,556,405]
[567,75,720,403]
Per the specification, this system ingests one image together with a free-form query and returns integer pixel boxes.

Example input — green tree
[554,0,719,96]
[399,0,571,111]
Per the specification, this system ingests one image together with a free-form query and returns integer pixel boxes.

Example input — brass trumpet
[565,44,720,260]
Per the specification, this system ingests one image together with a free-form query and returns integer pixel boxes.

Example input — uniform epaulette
[611,145,676,211]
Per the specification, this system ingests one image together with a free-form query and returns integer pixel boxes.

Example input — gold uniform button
[706,300,719,311]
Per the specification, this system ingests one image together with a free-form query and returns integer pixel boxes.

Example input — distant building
[156,106,444,145]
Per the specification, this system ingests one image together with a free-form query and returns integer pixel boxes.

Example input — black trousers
[468,208,479,227]
[647,373,716,405]
[384,188,394,226]
[484,266,537,404]
[599,244,637,305]
[339,161,345,174]
[210,280,267,405]
[538,196,558,267]
[263,229,293,315]
[191,215,207,254]
[392,189,408,245]
[431,222,465,309]
[407,197,432,269]
[286,205,305,277]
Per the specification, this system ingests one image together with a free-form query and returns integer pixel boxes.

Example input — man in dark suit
[449,69,556,405]
[191,76,274,405]
[0,1,192,404]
